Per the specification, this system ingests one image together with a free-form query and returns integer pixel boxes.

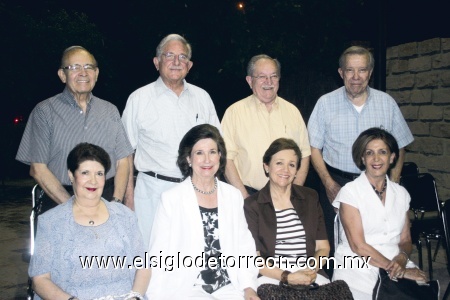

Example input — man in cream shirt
[221,54,310,198]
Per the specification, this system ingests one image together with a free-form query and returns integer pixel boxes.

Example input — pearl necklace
[191,177,217,195]
[370,178,387,200]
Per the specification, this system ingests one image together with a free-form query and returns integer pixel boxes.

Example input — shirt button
[80,110,83,114]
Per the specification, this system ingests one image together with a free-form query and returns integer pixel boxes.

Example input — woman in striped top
[244,138,330,287]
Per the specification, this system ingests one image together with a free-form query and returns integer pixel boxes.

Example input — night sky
[2,0,447,120]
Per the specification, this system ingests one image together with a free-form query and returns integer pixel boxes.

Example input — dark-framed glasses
[61,64,97,72]
[161,52,190,63]
[252,74,280,82]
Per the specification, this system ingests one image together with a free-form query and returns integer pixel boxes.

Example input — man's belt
[143,171,183,183]
[326,164,359,181]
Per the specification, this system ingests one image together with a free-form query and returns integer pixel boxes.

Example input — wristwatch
[112,197,122,203]
[280,270,291,284]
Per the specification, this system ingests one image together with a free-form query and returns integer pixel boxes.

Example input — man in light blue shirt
[307,46,413,273]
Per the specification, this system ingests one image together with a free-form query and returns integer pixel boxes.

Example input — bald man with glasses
[16,46,133,212]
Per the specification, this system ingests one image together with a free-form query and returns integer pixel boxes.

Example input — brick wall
[387,38,450,200]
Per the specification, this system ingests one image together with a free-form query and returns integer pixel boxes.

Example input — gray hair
[155,34,192,60]
[60,46,97,68]
[246,54,281,77]
[338,46,374,71]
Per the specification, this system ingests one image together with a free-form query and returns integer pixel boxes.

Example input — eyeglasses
[343,68,369,76]
[161,52,190,63]
[252,74,280,82]
[61,64,97,72]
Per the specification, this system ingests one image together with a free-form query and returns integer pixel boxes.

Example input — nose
[78,68,88,76]
[173,55,180,65]
[89,174,98,184]
[204,153,211,163]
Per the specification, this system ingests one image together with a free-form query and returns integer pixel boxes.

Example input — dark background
[1,0,448,180]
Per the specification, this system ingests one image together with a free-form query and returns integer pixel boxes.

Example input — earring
[189,163,192,167]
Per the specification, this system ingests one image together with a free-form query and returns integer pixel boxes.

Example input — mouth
[262,85,274,90]
[277,174,291,179]
[86,187,97,192]
[201,166,213,170]
[371,164,383,170]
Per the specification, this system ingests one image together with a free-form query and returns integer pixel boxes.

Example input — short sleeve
[390,100,414,149]
[16,104,52,165]
[121,93,139,150]
[307,98,326,149]
[221,107,239,161]
[296,110,311,157]
[110,105,133,160]
[332,185,359,211]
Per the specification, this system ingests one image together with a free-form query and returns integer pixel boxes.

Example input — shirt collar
[155,76,189,97]
[62,87,94,108]
[250,94,279,111]
[256,181,306,204]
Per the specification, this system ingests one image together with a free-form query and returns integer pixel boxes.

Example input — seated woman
[146,124,259,300]
[244,138,330,287]
[332,127,427,299]
[29,143,150,300]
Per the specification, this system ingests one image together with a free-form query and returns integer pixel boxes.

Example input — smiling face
[264,149,298,188]
[58,50,99,97]
[338,54,373,99]
[153,40,193,86]
[362,139,395,181]
[68,160,105,201]
[246,58,279,105]
[187,138,221,181]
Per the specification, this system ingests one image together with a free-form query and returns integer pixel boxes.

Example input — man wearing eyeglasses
[121,34,221,247]
[16,46,133,211]
[307,46,414,276]
[221,54,311,199]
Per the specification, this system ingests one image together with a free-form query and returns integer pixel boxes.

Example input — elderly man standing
[16,46,133,211]
[307,46,414,265]
[221,54,311,199]
[122,34,221,246]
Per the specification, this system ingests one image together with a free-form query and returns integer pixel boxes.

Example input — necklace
[74,199,98,225]
[191,177,217,195]
[371,178,387,200]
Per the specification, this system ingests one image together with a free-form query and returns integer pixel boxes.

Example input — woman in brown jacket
[244,138,330,287]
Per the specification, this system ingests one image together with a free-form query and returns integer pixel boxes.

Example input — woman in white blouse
[333,128,426,299]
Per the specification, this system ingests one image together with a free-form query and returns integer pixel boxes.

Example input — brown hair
[352,127,399,171]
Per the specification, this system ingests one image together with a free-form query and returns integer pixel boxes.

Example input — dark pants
[318,167,357,277]
[38,177,115,214]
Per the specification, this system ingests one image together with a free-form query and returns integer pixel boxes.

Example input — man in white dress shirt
[122,34,221,246]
